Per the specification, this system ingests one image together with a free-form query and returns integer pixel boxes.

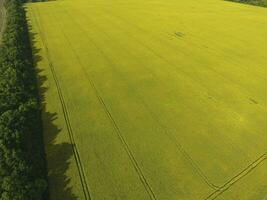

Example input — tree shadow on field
[26,14,78,200]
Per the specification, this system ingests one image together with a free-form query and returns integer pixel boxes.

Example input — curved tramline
[205,152,267,199]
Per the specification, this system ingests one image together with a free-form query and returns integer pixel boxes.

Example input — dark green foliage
[0,0,47,199]
[227,0,267,7]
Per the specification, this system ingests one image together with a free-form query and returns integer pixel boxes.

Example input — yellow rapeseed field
[26,0,267,199]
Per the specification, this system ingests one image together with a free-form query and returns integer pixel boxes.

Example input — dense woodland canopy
[0,0,47,199]
[228,0,267,7]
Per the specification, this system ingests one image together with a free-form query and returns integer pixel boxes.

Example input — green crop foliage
[26,0,267,199]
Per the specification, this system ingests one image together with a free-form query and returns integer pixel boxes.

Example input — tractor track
[205,152,267,199]
[30,7,92,200]
[60,5,220,191]
[49,5,157,200]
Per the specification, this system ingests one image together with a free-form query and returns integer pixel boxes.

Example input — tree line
[227,0,267,7]
[0,0,47,199]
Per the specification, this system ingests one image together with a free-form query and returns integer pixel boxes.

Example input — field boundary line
[30,7,92,200]
[205,152,267,199]
[51,4,157,200]
[68,7,220,191]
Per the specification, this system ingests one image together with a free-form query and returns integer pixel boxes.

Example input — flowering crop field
[26,0,267,199]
